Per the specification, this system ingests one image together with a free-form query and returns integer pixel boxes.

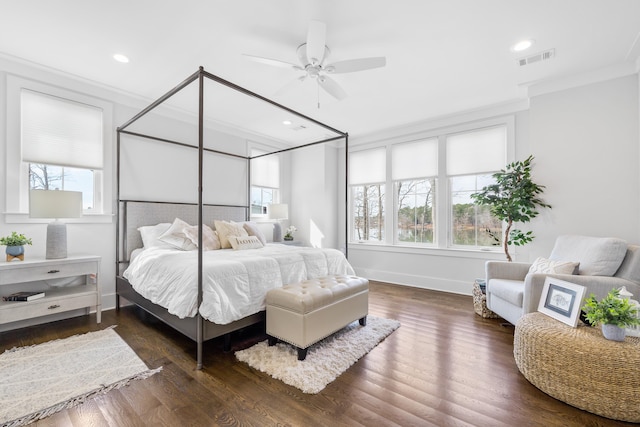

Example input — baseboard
[353,267,472,296]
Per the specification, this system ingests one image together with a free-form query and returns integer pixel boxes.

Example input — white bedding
[122,243,355,324]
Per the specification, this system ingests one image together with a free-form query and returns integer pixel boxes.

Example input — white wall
[527,75,640,256]
[348,73,640,295]
[291,143,343,249]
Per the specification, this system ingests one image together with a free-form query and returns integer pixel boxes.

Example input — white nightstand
[281,240,303,246]
[0,255,101,327]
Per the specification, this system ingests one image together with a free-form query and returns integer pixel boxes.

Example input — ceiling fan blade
[318,76,347,100]
[274,75,307,97]
[306,21,326,65]
[242,54,302,70]
[325,57,386,74]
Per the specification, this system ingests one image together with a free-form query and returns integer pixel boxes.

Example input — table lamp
[268,203,288,242]
[29,189,83,259]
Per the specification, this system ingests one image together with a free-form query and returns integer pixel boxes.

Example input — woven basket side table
[472,280,499,319]
[514,312,640,423]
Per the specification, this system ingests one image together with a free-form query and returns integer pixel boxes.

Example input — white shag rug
[0,326,161,427]
[235,316,400,394]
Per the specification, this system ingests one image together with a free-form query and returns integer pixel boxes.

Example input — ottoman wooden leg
[268,335,278,346]
[297,347,308,361]
[359,316,367,326]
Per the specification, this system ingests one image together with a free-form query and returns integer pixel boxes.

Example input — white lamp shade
[268,203,288,220]
[30,190,83,219]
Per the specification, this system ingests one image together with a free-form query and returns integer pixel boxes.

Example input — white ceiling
[1,0,639,140]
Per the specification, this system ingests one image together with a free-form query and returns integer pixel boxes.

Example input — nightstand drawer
[0,261,97,285]
[0,286,98,323]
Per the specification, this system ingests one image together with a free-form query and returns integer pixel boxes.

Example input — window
[450,175,501,246]
[446,126,507,248]
[349,148,386,242]
[392,139,438,245]
[348,117,512,251]
[21,89,103,213]
[29,165,96,210]
[250,148,280,216]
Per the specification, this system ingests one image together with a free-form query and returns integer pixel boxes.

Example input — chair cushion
[549,235,627,276]
[488,279,524,307]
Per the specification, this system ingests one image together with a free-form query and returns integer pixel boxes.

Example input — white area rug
[0,327,161,427]
[235,316,400,394]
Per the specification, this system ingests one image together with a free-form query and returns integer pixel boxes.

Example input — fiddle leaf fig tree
[470,155,551,262]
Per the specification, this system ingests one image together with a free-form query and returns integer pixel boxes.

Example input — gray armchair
[485,235,640,325]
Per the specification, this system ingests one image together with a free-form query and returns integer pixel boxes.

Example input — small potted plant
[0,231,33,261]
[581,288,640,341]
[284,226,297,241]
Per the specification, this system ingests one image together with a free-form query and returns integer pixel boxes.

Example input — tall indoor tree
[471,155,551,261]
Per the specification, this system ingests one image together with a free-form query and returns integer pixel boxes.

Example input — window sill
[348,242,506,260]
[3,212,114,224]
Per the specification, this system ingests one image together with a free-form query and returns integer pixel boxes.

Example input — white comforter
[122,244,355,324]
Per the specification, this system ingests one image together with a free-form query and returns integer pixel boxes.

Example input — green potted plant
[0,231,33,261]
[470,155,551,261]
[581,288,640,341]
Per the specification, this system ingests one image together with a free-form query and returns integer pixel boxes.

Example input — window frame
[348,115,514,253]
[4,75,113,224]
[248,143,282,219]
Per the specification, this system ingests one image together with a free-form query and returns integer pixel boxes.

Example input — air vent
[517,49,555,66]
[291,125,307,131]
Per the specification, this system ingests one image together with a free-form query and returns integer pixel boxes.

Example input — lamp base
[46,221,67,259]
[273,222,283,242]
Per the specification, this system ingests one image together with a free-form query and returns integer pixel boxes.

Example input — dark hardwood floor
[1,281,632,427]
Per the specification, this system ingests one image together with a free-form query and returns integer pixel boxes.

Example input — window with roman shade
[349,147,386,242]
[250,148,280,215]
[447,125,506,247]
[20,89,104,212]
[392,139,438,245]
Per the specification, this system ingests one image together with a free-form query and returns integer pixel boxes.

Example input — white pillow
[158,218,197,251]
[228,235,264,250]
[138,223,173,249]
[528,257,579,275]
[214,220,248,249]
[183,224,221,250]
[549,235,627,276]
[243,221,267,245]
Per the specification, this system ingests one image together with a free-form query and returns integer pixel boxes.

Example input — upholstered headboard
[117,201,247,266]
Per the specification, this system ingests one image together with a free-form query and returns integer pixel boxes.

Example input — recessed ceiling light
[282,120,292,125]
[113,53,130,63]
[511,39,534,52]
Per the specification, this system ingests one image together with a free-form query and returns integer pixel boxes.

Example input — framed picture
[537,277,586,327]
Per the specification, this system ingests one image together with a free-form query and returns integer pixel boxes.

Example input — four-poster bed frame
[116,67,348,368]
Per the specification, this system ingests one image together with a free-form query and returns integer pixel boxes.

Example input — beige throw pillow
[214,220,249,249]
[228,235,264,250]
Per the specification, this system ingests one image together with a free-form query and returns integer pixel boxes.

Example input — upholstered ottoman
[266,275,369,360]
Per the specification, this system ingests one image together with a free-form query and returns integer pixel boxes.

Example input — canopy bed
[116,67,349,369]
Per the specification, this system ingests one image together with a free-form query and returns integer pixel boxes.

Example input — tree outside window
[352,184,385,241]
[397,178,435,244]
[450,174,501,246]
[29,164,95,211]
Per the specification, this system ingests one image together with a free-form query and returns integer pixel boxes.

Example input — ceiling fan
[243,21,386,104]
